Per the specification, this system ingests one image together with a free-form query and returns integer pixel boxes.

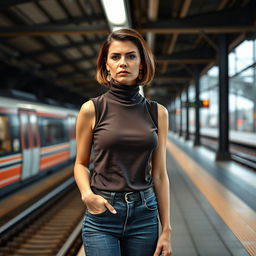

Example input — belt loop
[110,192,115,205]
[139,190,145,203]
[145,187,153,199]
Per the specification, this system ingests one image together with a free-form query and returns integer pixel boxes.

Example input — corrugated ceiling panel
[40,0,67,20]
[16,3,49,24]
[8,37,44,51]
[38,53,62,64]
[62,0,83,17]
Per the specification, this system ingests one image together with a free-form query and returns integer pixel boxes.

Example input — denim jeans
[82,187,159,256]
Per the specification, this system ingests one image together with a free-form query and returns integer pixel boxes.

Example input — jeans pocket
[143,194,158,211]
[86,208,109,217]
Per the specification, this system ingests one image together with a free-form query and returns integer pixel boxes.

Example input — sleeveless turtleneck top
[89,81,158,192]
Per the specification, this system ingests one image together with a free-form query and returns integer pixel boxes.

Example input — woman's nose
[119,57,127,67]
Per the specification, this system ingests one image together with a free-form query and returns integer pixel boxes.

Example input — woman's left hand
[153,231,172,256]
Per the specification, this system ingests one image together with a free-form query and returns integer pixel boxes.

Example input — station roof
[0,0,255,107]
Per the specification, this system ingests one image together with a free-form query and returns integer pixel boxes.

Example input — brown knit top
[90,81,158,191]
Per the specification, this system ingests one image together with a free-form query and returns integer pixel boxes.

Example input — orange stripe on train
[0,175,20,188]
[40,156,69,171]
[37,112,67,118]
[40,143,70,154]
[0,165,21,180]
[40,151,69,165]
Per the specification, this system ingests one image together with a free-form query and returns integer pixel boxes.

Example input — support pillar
[172,98,177,133]
[185,86,190,140]
[179,92,182,136]
[173,110,176,133]
[194,66,200,146]
[253,41,256,132]
[216,34,231,160]
[170,100,175,132]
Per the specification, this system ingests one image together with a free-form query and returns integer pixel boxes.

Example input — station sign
[181,100,210,108]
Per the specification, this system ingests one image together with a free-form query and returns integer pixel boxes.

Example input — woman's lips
[118,71,130,76]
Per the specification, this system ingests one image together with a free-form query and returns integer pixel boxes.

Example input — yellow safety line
[76,246,85,256]
[167,139,256,256]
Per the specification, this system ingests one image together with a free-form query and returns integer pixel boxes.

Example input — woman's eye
[111,55,119,60]
[128,55,136,60]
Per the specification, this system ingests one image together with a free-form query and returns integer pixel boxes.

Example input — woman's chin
[115,77,136,85]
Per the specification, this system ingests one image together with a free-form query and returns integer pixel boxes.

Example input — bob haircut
[96,28,155,87]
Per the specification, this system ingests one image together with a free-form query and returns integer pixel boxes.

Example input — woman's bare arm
[74,100,94,198]
[152,103,172,256]
[74,100,116,214]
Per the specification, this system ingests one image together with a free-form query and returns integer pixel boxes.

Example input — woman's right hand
[82,192,117,215]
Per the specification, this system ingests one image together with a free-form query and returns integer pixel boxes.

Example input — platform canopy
[0,0,255,106]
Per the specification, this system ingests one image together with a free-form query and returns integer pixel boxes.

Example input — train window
[30,114,38,147]
[39,117,68,146]
[68,116,76,139]
[10,115,21,152]
[0,115,12,155]
[72,116,76,139]
[20,113,29,149]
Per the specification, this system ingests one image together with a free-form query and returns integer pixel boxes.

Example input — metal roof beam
[156,48,215,64]
[42,14,105,26]
[55,76,96,84]
[154,75,193,81]
[0,0,38,10]
[0,3,254,36]
[54,69,95,79]
[146,0,159,51]
[0,24,109,37]
[0,23,254,37]
[156,58,213,64]
[25,39,101,57]
[161,0,192,73]
[40,56,95,71]
[140,3,255,34]
[139,25,255,34]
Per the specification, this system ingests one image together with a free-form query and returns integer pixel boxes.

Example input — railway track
[179,133,256,170]
[0,178,85,256]
[200,136,256,170]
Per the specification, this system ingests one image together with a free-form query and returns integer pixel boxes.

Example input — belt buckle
[124,192,133,203]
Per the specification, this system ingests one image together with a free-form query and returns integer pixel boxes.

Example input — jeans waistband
[92,187,154,203]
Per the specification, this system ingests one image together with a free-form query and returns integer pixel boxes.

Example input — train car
[0,96,78,194]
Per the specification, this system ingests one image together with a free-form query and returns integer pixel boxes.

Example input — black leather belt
[92,187,154,203]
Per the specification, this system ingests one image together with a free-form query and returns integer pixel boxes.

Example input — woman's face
[106,40,142,85]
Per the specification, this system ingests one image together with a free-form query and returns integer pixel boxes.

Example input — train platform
[77,131,255,256]
[167,132,255,256]
[0,164,74,226]
[199,128,256,147]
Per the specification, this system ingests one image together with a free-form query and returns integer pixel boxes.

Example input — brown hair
[96,28,155,87]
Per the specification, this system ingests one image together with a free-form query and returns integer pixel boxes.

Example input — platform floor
[168,132,255,256]
[75,131,256,256]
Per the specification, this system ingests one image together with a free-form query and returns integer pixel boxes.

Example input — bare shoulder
[156,103,168,119]
[156,103,169,135]
[79,100,95,119]
[77,100,96,131]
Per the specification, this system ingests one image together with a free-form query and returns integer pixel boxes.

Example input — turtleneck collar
[107,80,142,104]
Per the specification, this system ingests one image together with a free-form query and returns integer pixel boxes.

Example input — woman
[74,28,172,256]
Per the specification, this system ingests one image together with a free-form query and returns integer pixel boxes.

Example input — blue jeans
[82,187,159,256]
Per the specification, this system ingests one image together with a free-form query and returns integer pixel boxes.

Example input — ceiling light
[101,0,129,29]
[112,26,125,31]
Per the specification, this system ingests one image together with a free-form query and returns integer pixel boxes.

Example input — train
[0,95,78,195]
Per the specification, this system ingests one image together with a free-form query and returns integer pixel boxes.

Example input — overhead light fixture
[101,0,130,30]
